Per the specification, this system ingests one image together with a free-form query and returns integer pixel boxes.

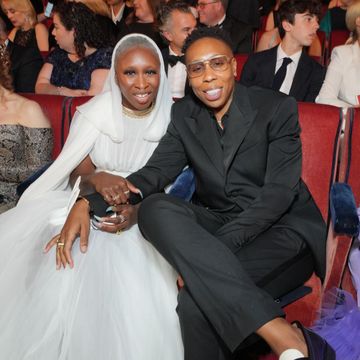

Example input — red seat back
[284,103,341,326]
[234,54,248,81]
[329,30,350,54]
[21,94,92,159]
[298,103,341,221]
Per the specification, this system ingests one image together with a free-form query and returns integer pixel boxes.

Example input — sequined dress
[0,125,52,212]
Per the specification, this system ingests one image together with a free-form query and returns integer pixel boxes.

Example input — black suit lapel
[289,50,311,100]
[161,47,170,75]
[222,85,257,173]
[192,106,224,176]
[261,46,278,88]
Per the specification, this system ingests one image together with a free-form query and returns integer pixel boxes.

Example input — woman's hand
[58,87,88,97]
[97,204,139,233]
[91,172,138,205]
[44,198,90,269]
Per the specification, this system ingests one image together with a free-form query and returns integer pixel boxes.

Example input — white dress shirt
[275,44,302,95]
[111,3,125,24]
[167,46,187,99]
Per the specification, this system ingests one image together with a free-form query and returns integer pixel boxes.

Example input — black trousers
[138,194,312,360]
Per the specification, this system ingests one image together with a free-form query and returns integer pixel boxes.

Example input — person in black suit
[57,27,334,360]
[228,0,260,27]
[240,0,325,102]
[197,0,253,54]
[157,0,196,98]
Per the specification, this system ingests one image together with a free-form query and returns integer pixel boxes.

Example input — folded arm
[215,96,302,249]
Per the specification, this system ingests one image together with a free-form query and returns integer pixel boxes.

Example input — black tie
[272,57,292,91]
[168,54,185,67]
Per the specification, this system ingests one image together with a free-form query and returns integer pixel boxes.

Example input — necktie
[168,54,185,67]
[272,57,292,91]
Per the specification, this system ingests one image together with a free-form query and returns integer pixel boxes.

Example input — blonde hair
[72,0,112,18]
[1,0,37,27]
[346,0,360,42]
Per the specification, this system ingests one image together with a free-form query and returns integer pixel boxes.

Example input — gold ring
[116,230,122,235]
[113,194,120,201]
[57,242,65,247]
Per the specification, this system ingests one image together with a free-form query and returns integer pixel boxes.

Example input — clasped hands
[44,173,140,270]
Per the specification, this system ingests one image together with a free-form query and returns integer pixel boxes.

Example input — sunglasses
[186,55,233,78]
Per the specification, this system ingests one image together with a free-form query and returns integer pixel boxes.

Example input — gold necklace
[122,103,155,119]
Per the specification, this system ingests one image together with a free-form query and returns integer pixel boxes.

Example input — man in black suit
[240,0,325,103]
[197,0,253,54]
[157,1,196,98]
[59,27,334,360]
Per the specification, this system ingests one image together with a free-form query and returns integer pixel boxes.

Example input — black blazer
[240,45,325,102]
[127,84,326,279]
[227,0,260,28]
[221,15,253,54]
[161,47,192,97]
[7,41,43,93]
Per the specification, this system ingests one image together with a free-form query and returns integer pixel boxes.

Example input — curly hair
[54,1,112,58]
[182,26,233,55]
[0,45,13,91]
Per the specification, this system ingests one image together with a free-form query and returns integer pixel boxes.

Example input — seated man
[157,0,197,98]
[240,0,325,102]
[197,0,253,54]
[58,27,334,360]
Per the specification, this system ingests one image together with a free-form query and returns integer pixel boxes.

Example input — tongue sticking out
[204,88,222,101]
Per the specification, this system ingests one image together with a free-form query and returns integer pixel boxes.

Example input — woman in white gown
[0,34,183,360]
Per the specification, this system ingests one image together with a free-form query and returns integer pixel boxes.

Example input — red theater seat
[283,103,342,326]
[234,54,248,81]
[22,94,91,159]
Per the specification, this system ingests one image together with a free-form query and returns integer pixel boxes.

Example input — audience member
[105,0,133,33]
[320,0,354,35]
[0,17,43,92]
[228,0,260,28]
[257,0,322,57]
[119,0,163,48]
[35,2,112,97]
[240,0,325,102]
[1,0,48,51]
[316,1,360,107]
[68,26,334,360]
[197,0,253,54]
[0,34,183,360]
[72,0,118,46]
[0,51,52,213]
[157,0,196,98]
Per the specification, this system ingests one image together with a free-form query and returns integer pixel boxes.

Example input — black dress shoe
[293,321,336,359]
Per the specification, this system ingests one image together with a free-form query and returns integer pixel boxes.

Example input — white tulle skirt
[0,192,183,360]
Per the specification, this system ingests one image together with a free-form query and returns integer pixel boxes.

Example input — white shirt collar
[277,43,302,67]
[111,3,125,24]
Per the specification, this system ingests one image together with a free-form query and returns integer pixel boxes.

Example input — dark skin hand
[44,155,140,269]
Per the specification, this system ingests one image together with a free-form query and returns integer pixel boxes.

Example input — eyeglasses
[186,55,233,78]
[196,0,220,9]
